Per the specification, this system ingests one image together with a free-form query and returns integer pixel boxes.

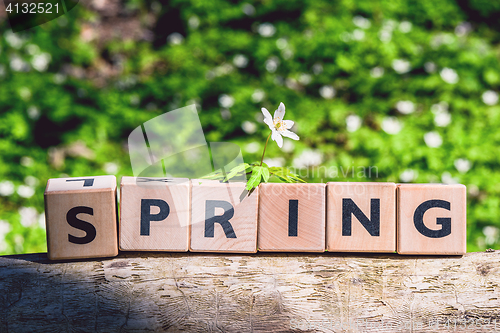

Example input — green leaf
[224,163,250,181]
[246,166,263,191]
[261,166,270,182]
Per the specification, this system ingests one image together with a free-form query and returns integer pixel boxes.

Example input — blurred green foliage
[0,0,499,254]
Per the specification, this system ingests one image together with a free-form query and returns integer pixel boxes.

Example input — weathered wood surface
[1,251,500,332]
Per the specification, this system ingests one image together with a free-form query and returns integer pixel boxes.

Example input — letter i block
[119,177,190,251]
[326,182,396,253]
[44,176,118,260]
[397,184,466,255]
[258,183,325,252]
[190,180,258,253]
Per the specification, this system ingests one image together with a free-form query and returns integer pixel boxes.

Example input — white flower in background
[441,171,458,184]
[104,162,119,174]
[261,102,299,148]
[24,176,38,187]
[258,23,276,37]
[19,207,37,227]
[482,90,499,106]
[370,67,384,78]
[17,185,35,198]
[242,121,257,134]
[0,220,11,239]
[0,181,14,196]
[5,31,23,49]
[38,212,46,229]
[242,3,255,16]
[346,115,362,132]
[434,111,451,127]
[281,48,293,60]
[298,73,312,85]
[379,30,392,43]
[424,131,442,148]
[431,101,449,113]
[483,226,499,245]
[25,44,40,55]
[19,87,31,100]
[245,142,260,153]
[292,149,322,168]
[381,117,402,134]
[400,169,417,182]
[319,85,335,99]
[251,89,265,103]
[20,156,34,167]
[263,157,285,167]
[188,16,200,29]
[455,22,472,37]
[440,67,459,84]
[10,55,28,72]
[424,62,437,73]
[53,73,66,84]
[399,21,412,33]
[167,32,184,45]
[392,59,411,74]
[27,105,40,120]
[220,109,231,120]
[233,54,248,68]
[282,140,295,153]
[276,38,288,50]
[454,158,472,173]
[396,100,415,114]
[32,52,51,72]
[352,29,365,40]
[353,16,371,29]
[218,94,234,108]
[265,57,279,73]
[312,63,323,75]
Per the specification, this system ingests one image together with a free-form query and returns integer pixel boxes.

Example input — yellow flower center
[274,119,284,131]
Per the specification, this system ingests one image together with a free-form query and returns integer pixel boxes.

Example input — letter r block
[190,180,258,253]
[44,176,118,260]
[119,177,190,251]
[397,184,466,255]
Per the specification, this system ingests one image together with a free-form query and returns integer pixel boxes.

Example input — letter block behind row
[397,184,466,255]
[44,175,118,260]
[190,180,258,253]
[326,182,396,253]
[120,177,190,251]
[258,183,325,252]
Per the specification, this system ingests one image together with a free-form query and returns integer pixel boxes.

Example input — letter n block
[44,175,118,260]
[190,180,258,253]
[119,177,190,251]
[397,184,466,255]
[326,182,396,253]
[258,183,325,252]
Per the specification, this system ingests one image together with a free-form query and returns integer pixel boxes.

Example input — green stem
[260,132,272,166]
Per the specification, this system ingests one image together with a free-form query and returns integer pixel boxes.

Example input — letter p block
[44,176,118,260]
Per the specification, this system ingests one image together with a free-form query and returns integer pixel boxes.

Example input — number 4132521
[6,2,59,14]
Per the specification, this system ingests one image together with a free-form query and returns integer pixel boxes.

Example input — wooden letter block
[190,180,258,253]
[258,183,325,252]
[326,182,396,253]
[44,175,118,260]
[120,177,190,251]
[397,184,466,255]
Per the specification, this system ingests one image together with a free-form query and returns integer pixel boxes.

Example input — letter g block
[397,184,466,255]
[44,176,118,260]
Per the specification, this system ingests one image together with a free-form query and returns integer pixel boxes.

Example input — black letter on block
[66,178,94,187]
[288,199,299,237]
[141,199,170,236]
[414,200,451,238]
[205,200,236,238]
[67,206,96,244]
[342,198,380,236]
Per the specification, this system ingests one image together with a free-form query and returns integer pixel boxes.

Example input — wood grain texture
[190,181,258,253]
[258,183,325,252]
[397,184,466,255]
[1,251,500,332]
[326,182,396,253]
[44,175,118,260]
[119,177,190,252]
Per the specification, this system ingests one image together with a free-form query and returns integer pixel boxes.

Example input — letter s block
[397,184,466,255]
[44,176,118,260]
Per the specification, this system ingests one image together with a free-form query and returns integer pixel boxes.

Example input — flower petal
[262,108,274,130]
[283,120,294,129]
[272,130,283,148]
[281,129,299,140]
[274,102,285,121]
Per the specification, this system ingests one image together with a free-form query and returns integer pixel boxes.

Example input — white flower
[382,117,402,134]
[19,207,37,227]
[312,63,323,75]
[242,3,255,16]
[24,176,39,187]
[396,101,415,114]
[17,185,35,198]
[104,162,119,174]
[188,16,200,29]
[31,52,51,72]
[252,89,265,103]
[261,102,299,148]
[424,131,442,148]
[440,68,459,84]
[0,181,15,196]
[352,29,365,41]
[353,16,371,29]
[27,105,40,120]
[245,142,260,153]
[483,226,499,245]
[482,90,499,106]
[399,21,412,33]
[392,59,411,74]
[282,140,295,153]
[233,54,248,68]
[370,67,384,78]
[293,149,322,168]
[434,111,451,127]
[454,158,472,173]
[431,101,449,113]
[258,23,276,37]
[455,22,472,37]
[167,32,184,45]
[276,38,288,50]
[263,157,285,167]
[319,85,335,99]
[218,94,234,108]
[242,121,257,134]
[400,169,417,182]
[265,57,279,73]
[298,73,312,85]
[346,115,362,132]
[424,62,437,73]
[0,220,11,239]
[441,171,458,184]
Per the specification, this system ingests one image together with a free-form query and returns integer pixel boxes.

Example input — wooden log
[0,251,499,332]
